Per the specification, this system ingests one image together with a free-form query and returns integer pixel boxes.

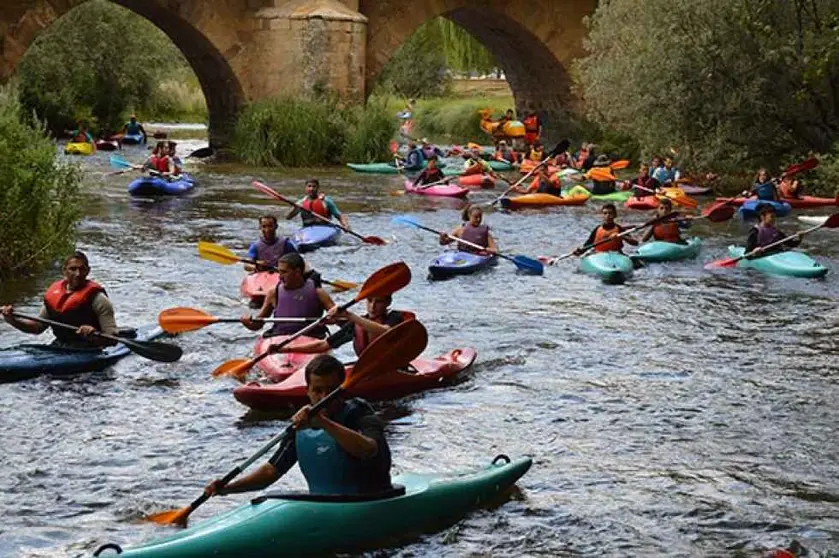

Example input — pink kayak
[404,179,469,198]
[252,334,322,382]
[240,272,279,307]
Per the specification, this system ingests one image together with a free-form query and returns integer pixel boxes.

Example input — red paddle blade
[389,140,399,154]
[822,213,839,228]
[783,157,818,177]
[363,236,388,246]
[705,205,736,222]
[705,258,739,269]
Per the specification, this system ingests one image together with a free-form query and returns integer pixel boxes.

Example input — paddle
[9,312,182,363]
[147,318,428,527]
[391,215,544,275]
[196,241,358,293]
[211,261,411,380]
[252,181,387,246]
[631,184,698,209]
[705,212,839,269]
[489,139,570,206]
[610,159,630,170]
[159,308,317,334]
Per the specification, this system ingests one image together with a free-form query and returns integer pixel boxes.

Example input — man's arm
[88,293,118,346]
[1,305,49,334]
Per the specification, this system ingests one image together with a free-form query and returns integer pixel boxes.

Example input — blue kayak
[0,324,164,383]
[428,251,497,280]
[291,225,341,252]
[128,173,195,196]
[122,132,145,145]
[579,251,634,284]
[738,199,792,220]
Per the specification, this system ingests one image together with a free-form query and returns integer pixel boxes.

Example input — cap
[421,137,429,144]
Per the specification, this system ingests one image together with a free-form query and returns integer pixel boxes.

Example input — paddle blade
[123,340,183,363]
[355,262,411,302]
[610,159,630,170]
[391,215,422,229]
[512,255,544,275]
[549,139,570,157]
[158,307,219,334]
[109,154,133,169]
[704,205,736,222]
[362,235,388,246]
[344,320,429,390]
[783,157,818,177]
[705,258,739,269]
[147,506,191,526]
[389,140,399,154]
[212,358,254,380]
[197,241,241,266]
[821,213,839,228]
[326,279,358,293]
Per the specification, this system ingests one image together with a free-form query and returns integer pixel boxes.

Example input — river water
[1,140,838,557]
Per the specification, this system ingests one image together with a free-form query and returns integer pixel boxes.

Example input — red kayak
[714,194,839,208]
[234,347,477,411]
[458,174,496,189]
[240,271,279,307]
[95,139,120,151]
[253,334,322,382]
[625,196,659,210]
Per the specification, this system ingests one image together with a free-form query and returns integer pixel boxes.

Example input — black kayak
[0,324,164,383]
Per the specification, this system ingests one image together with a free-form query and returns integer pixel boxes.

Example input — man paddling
[412,156,445,186]
[204,354,392,496]
[287,179,350,230]
[640,198,690,244]
[242,253,335,339]
[745,204,801,256]
[246,215,297,271]
[121,114,147,144]
[1,251,118,347]
[574,204,639,255]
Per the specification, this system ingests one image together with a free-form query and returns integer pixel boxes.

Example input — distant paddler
[640,198,691,244]
[246,215,298,271]
[121,114,147,144]
[286,179,350,230]
[440,205,498,254]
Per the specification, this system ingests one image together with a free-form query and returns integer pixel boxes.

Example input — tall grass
[412,97,513,144]
[232,96,396,167]
[0,85,82,278]
[141,77,207,123]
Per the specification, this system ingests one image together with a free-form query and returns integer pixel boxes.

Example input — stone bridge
[1,0,596,146]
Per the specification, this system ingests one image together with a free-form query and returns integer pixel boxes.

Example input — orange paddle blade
[610,159,630,170]
[344,320,428,390]
[705,257,739,269]
[354,262,411,302]
[586,168,616,181]
[211,358,254,380]
[326,279,358,293]
[159,308,219,334]
[147,506,191,526]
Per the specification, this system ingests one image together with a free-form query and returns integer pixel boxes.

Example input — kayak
[579,251,634,284]
[404,179,469,198]
[428,251,497,280]
[234,348,477,410]
[240,272,280,307]
[591,190,633,202]
[95,454,530,558]
[121,132,145,145]
[457,174,495,189]
[727,246,828,278]
[487,160,513,172]
[633,237,702,263]
[797,215,831,226]
[128,173,195,196]
[716,195,839,208]
[625,196,659,210]
[499,193,588,210]
[0,324,164,383]
[252,335,323,382]
[519,159,558,175]
[737,199,792,220]
[678,184,712,196]
[291,225,341,252]
[95,139,119,151]
[64,142,94,155]
[346,160,452,175]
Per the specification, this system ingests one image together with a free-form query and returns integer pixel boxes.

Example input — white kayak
[797,215,830,226]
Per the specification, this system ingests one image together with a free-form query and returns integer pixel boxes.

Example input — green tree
[576,0,839,172]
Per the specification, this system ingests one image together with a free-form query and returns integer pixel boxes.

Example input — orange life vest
[43,279,106,344]
[352,311,416,356]
[651,221,682,242]
[779,179,798,198]
[593,225,622,253]
[523,115,539,133]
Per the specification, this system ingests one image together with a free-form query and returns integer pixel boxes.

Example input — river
[1,138,838,557]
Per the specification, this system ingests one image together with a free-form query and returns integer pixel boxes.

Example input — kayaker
[640,198,689,244]
[516,165,562,196]
[652,157,680,185]
[463,151,492,175]
[204,354,392,497]
[573,142,595,171]
[273,295,412,357]
[778,174,803,199]
[142,141,174,176]
[589,155,616,194]
[743,168,779,201]
[242,253,334,339]
[523,110,542,146]
[494,140,519,165]
[527,142,546,162]
[492,109,514,143]
[412,156,446,186]
[121,114,147,144]
[626,164,660,198]
[440,205,498,254]
[745,204,801,256]
[68,121,96,149]
[420,138,445,160]
[287,179,350,230]
[400,141,425,171]
[1,251,118,347]
[574,204,639,255]
[168,141,183,176]
[246,215,298,271]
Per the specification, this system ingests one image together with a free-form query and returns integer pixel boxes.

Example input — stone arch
[1,0,245,147]
[362,0,597,140]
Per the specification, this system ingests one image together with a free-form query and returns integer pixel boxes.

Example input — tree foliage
[576,0,839,172]
[15,0,201,134]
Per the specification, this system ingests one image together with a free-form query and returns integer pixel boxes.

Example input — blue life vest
[754,181,777,201]
[126,122,142,135]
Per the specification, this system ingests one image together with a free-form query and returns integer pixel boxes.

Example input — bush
[0,85,82,278]
[810,145,839,197]
[232,96,396,167]
[413,97,514,144]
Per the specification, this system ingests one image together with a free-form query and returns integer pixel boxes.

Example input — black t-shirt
[268,398,392,493]
[326,311,405,350]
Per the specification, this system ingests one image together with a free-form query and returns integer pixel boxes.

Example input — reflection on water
[0,141,838,557]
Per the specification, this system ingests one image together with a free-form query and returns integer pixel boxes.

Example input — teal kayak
[580,251,634,284]
[346,160,456,175]
[727,246,828,278]
[487,160,513,172]
[633,237,702,263]
[95,455,531,557]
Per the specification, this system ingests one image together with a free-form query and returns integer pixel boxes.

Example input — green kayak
[95,455,531,558]
[488,160,513,172]
[563,185,632,203]
[580,251,634,284]
[633,237,702,263]
[346,161,464,176]
[727,246,828,278]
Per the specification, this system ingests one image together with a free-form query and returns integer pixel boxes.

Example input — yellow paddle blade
[158,307,219,334]
[197,241,242,266]
[211,358,253,380]
[147,507,191,526]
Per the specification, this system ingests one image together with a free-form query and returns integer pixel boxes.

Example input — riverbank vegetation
[0,86,82,279]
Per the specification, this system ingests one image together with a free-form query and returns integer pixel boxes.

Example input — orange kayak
[458,174,496,189]
[499,193,588,210]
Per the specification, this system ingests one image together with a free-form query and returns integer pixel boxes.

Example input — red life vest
[43,279,106,344]
[302,196,329,217]
[523,115,539,133]
[151,155,170,173]
[651,221,682,242]
[352,311,416,356]
[593,225,622,253]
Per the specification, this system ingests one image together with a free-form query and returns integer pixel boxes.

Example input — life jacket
[463,159,487,175]
[651,221,682,243]
[126,122,142,135]
[531,176,561,197]
[270,279,327,338]
[301,195,329,227]
[255,237,292,268]
[756,224,783,248]
[779,179,798,198]
[529,148,545,162]
[352,310,415,356]
[151,155,170,173]
[632,176,657,197]
[523,114,539,133]
[494,150,516,163]
[418,167,445,185]
[575,149,589,168]
[421,146,437,160]
[593,224,623,253]
[405,148,424,170]
[296,398,392,495]
[459,224,490,253]
[43,279,106,344]
[753,181,778,201]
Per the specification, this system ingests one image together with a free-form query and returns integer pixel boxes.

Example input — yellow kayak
[65,142,95,156]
